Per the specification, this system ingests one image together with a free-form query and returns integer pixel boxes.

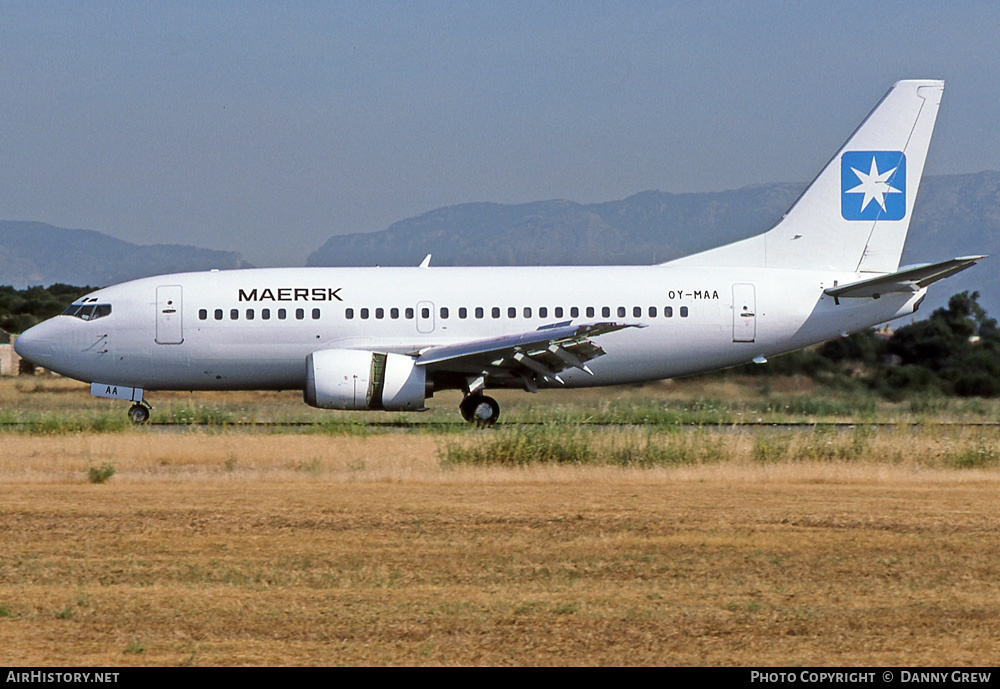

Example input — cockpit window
[62,303,112,321]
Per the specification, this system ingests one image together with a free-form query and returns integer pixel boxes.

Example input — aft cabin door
[732,283,756,343]
[156,285,184,344]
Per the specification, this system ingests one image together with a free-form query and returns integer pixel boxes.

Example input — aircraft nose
[14,321,54,364]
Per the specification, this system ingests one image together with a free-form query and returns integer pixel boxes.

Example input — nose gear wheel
[127,403,151,425]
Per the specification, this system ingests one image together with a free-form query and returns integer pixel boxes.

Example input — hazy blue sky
[2,1,998,266]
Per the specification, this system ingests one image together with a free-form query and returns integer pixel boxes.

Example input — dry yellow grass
[1,430,999,666]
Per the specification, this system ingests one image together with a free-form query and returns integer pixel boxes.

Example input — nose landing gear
[127,402,151,425]
[459,394,500,427]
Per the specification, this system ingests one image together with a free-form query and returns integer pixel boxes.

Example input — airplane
[14,79,984,426]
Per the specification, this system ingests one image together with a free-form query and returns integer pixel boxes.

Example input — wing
[415,321,641,390]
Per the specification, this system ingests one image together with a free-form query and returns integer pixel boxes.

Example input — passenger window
[199,309,207,320]
[539,307,547,318]
[421,307,430,319]
[602,307,611,318]
[345,308,354,319]
[262,309,271,320]
[680,306,689,318]
[459,307,467,319]
[554,307,563,318]
[475,307,484,319]
[246,309,255,320]
[296,308,305,320]
[215,309,223,320]
[230,309,239,320]
[390,308,399,319]
[376,308,384,319]
[523,307,532,318]
[278,309,287,320]
[649,306,657,318]
[492,307,500,319]
[361,308,369,319]
[440,307,449,319]
[312,308,320,320]
[665,306,673,317]
[633,306,641,318]
[570,307,579,318]
[586,307,594,318]
[508,307,516,319]
[405,307,414,319]
[617,306,626,318]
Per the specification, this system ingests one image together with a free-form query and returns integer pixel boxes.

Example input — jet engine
[304,349,426,411]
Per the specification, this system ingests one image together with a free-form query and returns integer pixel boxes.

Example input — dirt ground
[1,432,998,666]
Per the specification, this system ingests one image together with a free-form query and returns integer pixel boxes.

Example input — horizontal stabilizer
[824,256,985,301]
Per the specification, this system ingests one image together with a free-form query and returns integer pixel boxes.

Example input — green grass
[124,641,145,655]
[441,425,595,466]
[505,391,883,426]
[87,463,116,484]
[754,426,876,463]
[5,377,1000,432]
[439,426,729,467]
[160,405,237,425]
[946,437,1000,469]
[0,412,129,434]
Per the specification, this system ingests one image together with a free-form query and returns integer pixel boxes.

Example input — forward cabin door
[732,283,756,343]
[155,285,184,344]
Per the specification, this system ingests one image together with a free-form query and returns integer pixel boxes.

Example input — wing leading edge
[415,321,641,389]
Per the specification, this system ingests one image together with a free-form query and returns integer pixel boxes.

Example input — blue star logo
[841,151,906,221]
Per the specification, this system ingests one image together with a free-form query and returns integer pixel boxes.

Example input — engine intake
[304,349,426,411]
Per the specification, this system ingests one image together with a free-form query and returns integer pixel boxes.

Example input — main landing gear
[127,402,151,425]
[459,394,500,427]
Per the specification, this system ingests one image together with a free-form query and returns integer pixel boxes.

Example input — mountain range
[2,171,997,318]
[0,221,248,288]
[307,171,1000,318]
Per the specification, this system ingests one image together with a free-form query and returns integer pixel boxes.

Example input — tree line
[0,284,94,335]
[729,291,1000,398]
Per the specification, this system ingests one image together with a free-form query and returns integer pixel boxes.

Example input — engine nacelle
[304,349,426,411]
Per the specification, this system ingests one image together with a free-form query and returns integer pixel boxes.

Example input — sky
[2,1,999,267]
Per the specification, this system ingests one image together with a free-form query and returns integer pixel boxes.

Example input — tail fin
[667,80,944,273]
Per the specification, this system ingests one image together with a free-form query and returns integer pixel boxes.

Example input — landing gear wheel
[127,403,150,425]
[459,396,475,422]
[460,395,500,427]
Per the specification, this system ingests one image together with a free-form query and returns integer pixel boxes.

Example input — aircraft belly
[139,361,304,390]
[540,322,738,385]
[141,335,306,390]
[783,292,918,352]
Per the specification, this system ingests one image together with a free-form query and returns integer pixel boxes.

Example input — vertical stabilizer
[667,80,944,273]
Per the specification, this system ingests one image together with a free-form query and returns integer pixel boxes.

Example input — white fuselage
[16,264,923,395]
